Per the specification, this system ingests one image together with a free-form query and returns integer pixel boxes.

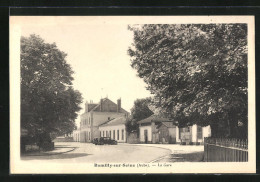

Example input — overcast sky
[14,16,151,126]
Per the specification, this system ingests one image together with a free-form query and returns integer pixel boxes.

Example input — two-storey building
[78,98,129,143]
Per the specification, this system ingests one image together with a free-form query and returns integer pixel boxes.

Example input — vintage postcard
[10,15,256,174]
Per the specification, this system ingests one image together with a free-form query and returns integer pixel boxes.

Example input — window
[100,131,101,137]
[117,130,119,140]
[106,131,108,137]
[197,126,203,139]
[108,117,110,120]
[113,130,115,139]
[88,118,90,125]
[103,131,105,137]
[89,132,91,140]
[122,129,124,140]
[109,131,112,138]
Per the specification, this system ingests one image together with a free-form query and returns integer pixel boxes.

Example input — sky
[12,16,152,126]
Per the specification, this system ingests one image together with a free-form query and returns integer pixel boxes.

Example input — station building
[73,98,129,143]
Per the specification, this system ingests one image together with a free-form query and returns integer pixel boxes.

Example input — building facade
[138,115,175,144]
[72,129,80,142]
[176,125,211,144]
[99,117,127,143]
[76,98,129,143]
[138,115,211,144]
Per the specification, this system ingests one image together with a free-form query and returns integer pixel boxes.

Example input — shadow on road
[21,153,92,160]
[168,151,204,162]
[55,145,72,148]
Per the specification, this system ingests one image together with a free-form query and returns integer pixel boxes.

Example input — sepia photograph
[10,16,256,174]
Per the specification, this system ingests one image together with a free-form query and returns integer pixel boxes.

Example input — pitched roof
[89,98,129,114]
[157,122,176,128]
[99,117,127,127]
[137,115,173,124]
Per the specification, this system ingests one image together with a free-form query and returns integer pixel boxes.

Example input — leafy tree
[21,34,83,144]
[128,24,247,138]
[126,98,154,133]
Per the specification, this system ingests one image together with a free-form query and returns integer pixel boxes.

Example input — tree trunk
[210,123,219,138]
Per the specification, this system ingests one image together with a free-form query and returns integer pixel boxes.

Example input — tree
[126,98,154,133]
[21,34,83,144]
[128,24,247,138]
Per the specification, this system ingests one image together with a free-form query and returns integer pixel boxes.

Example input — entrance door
[144,129,148,144]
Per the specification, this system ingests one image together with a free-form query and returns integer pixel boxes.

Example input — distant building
[76,98,129,143]
[72,129,80,142]
[137,115,211,144]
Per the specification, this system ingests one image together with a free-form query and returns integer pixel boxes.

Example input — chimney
[85,101,89,113]
[100,99,103,112]
[117,98,121,112]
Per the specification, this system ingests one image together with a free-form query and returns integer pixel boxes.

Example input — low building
[99,117,127,143]
[138,115,174,144]
[138,115,211,144]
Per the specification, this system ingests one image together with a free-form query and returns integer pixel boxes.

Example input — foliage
[21,34,83,142]
[126,98,154,133]
[128,24,247,138]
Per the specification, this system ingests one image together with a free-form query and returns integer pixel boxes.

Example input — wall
[176,125,211,144]
[203,125,211,140]
[158,125,169,143]
[139,125,152,142]
[73,130,80,142]
[176,127,180,142]
[127,132,139,144]
[92,126,100,139]
[168,127,177,143]
[80,128,91,142]
[192,125,197,142]
[99,124,126,142]
[80,112,92,129]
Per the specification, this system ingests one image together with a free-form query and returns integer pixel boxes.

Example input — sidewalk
[120,143,204,162]
[22,143,76,156]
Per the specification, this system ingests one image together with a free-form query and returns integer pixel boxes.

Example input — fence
[204,137,248,162]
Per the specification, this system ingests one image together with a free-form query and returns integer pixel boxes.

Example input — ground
[21,142,204,163]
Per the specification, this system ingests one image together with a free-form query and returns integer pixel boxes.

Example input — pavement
[21,142,171,162]
[21,142,204,162]
[120,143,204,162]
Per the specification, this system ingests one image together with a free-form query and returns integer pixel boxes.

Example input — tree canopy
[128,24,247,138]
[126,98,154,133]
[21,34,83,142]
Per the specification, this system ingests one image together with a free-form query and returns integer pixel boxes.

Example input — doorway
[144,129,148,143]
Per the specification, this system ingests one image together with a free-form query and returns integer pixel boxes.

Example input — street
[21,142,172,163]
